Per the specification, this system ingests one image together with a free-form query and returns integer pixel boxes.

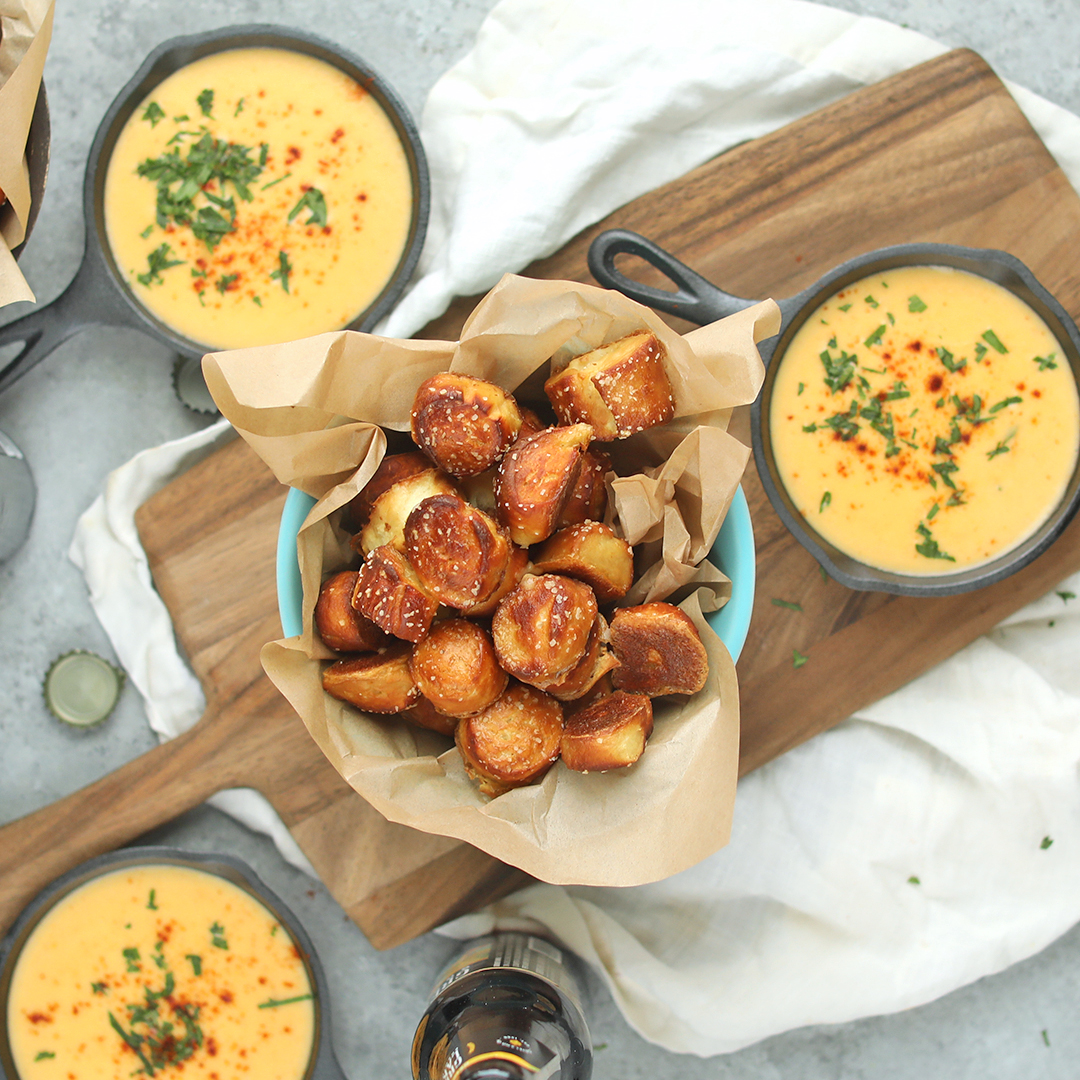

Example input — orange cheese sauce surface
[6,865,315,1080]
[769,266,1080,574]
[104,47,413,350]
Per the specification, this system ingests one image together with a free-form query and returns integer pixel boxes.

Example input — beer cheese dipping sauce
[770,265,1080,575]
[6,864,315,1080]
[104,47,414,350]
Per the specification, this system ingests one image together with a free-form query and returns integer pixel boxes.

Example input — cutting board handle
[0,709,236,935]
[588,227,759,325]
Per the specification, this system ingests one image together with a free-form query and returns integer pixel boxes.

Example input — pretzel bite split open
[610,602,709,695]
[322,643,421,714]
[341,451,431,534]
[359,468,460,556]
[544,330,675,440]
[410,618,508,717]
[534,615,619,702]
[353,545,440,643]
[561,690,654,772]
[456,683,564,797]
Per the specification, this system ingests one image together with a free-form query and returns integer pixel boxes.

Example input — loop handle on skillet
[588,228,759,324]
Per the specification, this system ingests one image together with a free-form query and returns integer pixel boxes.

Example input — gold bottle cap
[43,650,125,727]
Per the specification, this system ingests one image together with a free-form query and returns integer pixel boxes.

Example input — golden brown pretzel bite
[359,468,460,555]
[544,331,675,440]
[411,372,523,477]
[314,570,388,652]
[455,682,564,796]
[404,493,511,610]
[534,614,619,701]
[558,445,611,527]
[352,545,440,643]
[460,543,530,619]
[531,522,634,602]
[560,690,654,772]
[495,423,593,546]
[401,695,461,737]
[322,643,421,714]
[610,602,709,695]
[410,619,508,717]
[341,451,431,534]
[491,573,597,685]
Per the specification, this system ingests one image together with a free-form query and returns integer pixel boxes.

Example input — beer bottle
[411,931,593,1080]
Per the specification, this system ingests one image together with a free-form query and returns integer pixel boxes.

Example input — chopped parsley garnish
[863,324,886,348]
[35,1051,55,1061]
[288,186,328,227]
[197,88,214,117]
[257,994,314,1009]
[140,224,153,239]
[1035,352,1058,371]
[974,342,988,364]
[92,982,108,995]
[234,97,245,117]
[865,295,879,309]
[253,295,263,306]
[987,433,1015,460]
[908,295,927,313]
[215,273,239,295]
[927,503,939,520]
[990,395,1022,413]
[797,382,805,396]
[123,947,141,972]
[270,249,292,293]
[147,889,158,910]
[261,171,291,190]
[792,649,809,669]
[108,970,202,1077]
[838,303,852,312]
[931,461,960,489]
[981,329,1008,354]
[1042,1029,1051,1047]
[915,522,955,561]
[819,565,828,583]
[936,347,966,373]
[884,380,910,400]
[142,101,165,127]
[802,422,817,433]
[887,312,895,325]
[819,491,832,513]
[152,941,166,969]
[828,336,837,348]
[210,922,228,949]
[1041,836,1054,849]
[136,243,184,286]
[945,490,967,508]
[933,436,955,456]
[823,404,859,441]
[186,954,202,976]
[771,598,802,612]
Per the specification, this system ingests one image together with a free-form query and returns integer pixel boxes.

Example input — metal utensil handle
[587,228,759,325]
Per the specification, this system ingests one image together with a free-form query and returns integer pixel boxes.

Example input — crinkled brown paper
[0,0,53,305]
[203,275,779,886]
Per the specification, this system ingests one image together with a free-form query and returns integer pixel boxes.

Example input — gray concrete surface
[2,1,1080,1077]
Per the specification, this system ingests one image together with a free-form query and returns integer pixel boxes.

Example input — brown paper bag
[0,0,53,305]
[203,275,779,886]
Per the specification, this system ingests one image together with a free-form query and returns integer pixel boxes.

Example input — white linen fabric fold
[71,0,1080,1057]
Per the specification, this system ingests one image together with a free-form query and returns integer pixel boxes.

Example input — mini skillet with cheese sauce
[0,25,429,397]
[588,228,1080,596]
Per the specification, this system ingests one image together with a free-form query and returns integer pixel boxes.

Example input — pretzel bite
[455,683,564,796]
[359,468,460,555]
[352,545,440,643]
[495,423,593,546]
[401,695,460,737]
[560,691,654,772]
[322,643,420,714]
[531,522,633,602]
[460,543,530,619]
[558,445,611,527]
[410,619,508,717]
[492,573,597,685]
[404,494,511,610]
[314,570,388,652]
[534,615,619,701]
[411,372,523,477]
[610,602,709,695]
[341,451,431,533]
[544,331,675,440]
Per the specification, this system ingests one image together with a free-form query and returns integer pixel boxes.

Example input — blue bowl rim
[276,483,755,662]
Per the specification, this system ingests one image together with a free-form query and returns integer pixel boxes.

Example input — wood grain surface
[4,49,1079,950]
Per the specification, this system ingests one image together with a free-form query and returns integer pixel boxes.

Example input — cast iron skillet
[0,846,346,1080]
[588,228,1080,596]
[0,25,430,396]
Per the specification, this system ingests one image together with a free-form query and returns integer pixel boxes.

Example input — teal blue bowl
[276,484,755,661]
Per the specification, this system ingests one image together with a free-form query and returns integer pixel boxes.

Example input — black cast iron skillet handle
[588,227,761,324]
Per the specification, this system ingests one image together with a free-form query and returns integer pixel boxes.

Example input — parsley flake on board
[908,875,921,885]
[1041,836,1054,849]
[819,565,828,583]
[197,88,214,117]
[915,522,955,562]
[771,599,802,612]
[908,295,927,312]
[270,249,292,293]
[142,101,165,127]
[288,187,328,227]
[136,244,184,287]
[1057,591,1076,602]
[792,649,809,669]
[981,329,1008,354]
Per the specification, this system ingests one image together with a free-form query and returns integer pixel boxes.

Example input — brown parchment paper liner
[203,275,780,886]
[0,0,53,305]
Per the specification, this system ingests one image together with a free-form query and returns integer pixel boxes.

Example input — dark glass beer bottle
[411,931,593,1080]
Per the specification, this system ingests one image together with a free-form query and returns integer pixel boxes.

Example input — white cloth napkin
[71,0,1080,1058]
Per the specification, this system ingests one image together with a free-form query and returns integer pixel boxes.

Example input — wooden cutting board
[4,49,1080,950]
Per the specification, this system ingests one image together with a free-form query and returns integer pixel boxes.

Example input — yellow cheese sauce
[6,865,315,1080]
[770,266,1080,574]
[104,47,413,350]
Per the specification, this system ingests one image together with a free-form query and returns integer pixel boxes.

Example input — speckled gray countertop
[2,2,1080,1077]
